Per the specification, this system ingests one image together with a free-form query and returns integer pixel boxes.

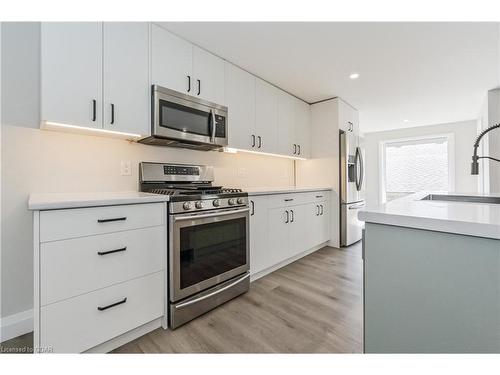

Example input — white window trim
[379,133,456,204]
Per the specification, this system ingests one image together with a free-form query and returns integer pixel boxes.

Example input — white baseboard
[0,309,33,343]
[250,242,328,282]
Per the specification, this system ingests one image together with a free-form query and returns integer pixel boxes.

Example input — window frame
[379,133,455,203]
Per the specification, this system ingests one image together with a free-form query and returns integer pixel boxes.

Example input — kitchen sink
[420,194,500,204]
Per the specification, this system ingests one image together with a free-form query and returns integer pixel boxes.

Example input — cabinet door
[225,63,256,151]
[294,98,311,158]
[318,201,331,243]
[255,78,279,154]
[288,204,309,257]
[151,24,192,94]
[267,207,290,266]
[306,202,322,249]
[249,196,269,275]
[192,46,225,104]
[41,22,102,128]
[103,22,149,135]
[278,91,295,156]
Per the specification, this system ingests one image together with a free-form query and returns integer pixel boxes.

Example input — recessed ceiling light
[349,73,360,80]
[403,119,410,123]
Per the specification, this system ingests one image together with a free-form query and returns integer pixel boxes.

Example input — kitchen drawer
[267,191,330,208]
[267,193,301,208]
[302,191,331,203]
[40,271,163,353]
[40,226,165,306]
[40,203,164,242]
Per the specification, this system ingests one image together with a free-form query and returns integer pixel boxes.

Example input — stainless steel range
[139,162,250,329]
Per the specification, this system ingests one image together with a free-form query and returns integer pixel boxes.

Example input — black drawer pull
[284,198,294,202]
[97,297,127,311]
[97,217,127,223]
[315,195,323,198]
[98,247,127,256]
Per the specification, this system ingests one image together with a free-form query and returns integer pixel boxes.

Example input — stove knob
[195,201,204,209]
[183,202,193,210]
[213,199,220,207]
[228,198,236,205]
[237,197,245,205]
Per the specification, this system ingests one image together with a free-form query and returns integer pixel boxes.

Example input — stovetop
[142,185,247,202]
[139,162,249,213]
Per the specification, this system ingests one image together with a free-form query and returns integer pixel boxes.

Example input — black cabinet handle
[320,205,324,215]
[297,145,301,155]
[187,75,191,92]
[284,198,294,202]
[251,135,256,147]
[316,205,320,216]
[98,247,127,256]
[285,210,289,223]
[110,103,115,125]
[293,144,297,154]
[197,79,201,95]
[97,297,127,311]
[316,195,323,198]
[97,217,127,223]
[290,209,294,223]
[250,200,255,216]
[92,99,96,121]
[257,136,262,148]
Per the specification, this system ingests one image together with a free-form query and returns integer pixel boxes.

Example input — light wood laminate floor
[0,244,363,353]
[113,244,363,353]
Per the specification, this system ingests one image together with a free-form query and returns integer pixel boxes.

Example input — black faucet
[471,123,500,175]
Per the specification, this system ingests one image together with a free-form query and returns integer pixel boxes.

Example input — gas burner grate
[150,188,176,196]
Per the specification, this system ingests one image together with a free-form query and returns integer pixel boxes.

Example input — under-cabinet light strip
[42,121,143,139]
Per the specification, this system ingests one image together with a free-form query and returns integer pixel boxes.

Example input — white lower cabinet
[40,272,163,354]
[249,190,331,278]
[34,202,166,353]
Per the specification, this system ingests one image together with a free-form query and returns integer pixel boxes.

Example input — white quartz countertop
[246,187,332,196]
[28,191,170,210]
[358,192,500,240]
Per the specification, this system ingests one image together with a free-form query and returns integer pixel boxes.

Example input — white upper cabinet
[151,24,192,95]
[225,62,256,151]
[103,22,150,135]
[151,24,225,104]
[278,91,295,156]
[338,99,358,135]
[255,78,279,154]
[294,98,311,158]
[41,22,103,128]
[192,46,225,104]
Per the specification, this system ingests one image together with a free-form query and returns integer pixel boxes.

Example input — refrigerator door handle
[355,146,364,191]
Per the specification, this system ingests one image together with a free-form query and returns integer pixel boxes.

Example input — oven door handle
[175,273,251,309]
[173,207,250,222]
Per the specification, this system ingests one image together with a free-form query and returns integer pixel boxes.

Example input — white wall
[0,23,294,326]
[365,120,479,206]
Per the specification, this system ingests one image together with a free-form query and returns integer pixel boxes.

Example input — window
[381,135,454,202]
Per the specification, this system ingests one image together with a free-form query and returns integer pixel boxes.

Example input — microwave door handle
[210,110,216,142]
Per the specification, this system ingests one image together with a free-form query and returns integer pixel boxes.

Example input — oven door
[153,85,228,147]
[169,207,250,302]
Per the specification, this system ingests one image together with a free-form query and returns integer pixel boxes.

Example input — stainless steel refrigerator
[340,131,365,246]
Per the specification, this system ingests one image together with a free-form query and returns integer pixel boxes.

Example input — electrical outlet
[120,161,132,176]
[237,168,247,178]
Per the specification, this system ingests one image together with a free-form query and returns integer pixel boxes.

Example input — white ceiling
[160,22,500,133]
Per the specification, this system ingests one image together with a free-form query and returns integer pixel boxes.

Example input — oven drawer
[40,271,163,353]
[40,203,164,242]
[40,226,165,306]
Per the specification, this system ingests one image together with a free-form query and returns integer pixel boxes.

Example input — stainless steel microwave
[139,85,228,151]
